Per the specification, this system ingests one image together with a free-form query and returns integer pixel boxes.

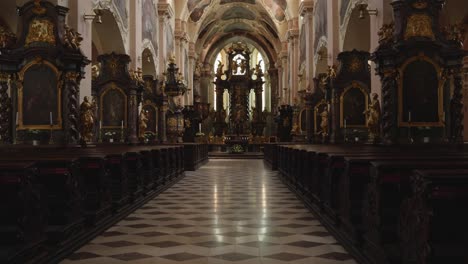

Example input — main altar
[212,43,266,152]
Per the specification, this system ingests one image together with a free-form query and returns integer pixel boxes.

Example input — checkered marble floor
[61,159,357,264]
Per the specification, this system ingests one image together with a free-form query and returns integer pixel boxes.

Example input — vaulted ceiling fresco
[188,0,288,64]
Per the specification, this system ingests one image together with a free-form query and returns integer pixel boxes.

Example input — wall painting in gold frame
[398,54,444,127]
[340,82,368,128]
[142,101,158,134]
[17,58,62,130]
[99,82,128,128]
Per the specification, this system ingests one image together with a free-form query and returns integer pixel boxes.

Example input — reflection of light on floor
[213,184,218,213]
[262,183,267,215]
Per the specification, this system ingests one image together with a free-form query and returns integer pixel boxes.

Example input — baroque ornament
[378,22,394,45]
[404,14,435,40]
[63,25,83,50]
[25,19,56,46]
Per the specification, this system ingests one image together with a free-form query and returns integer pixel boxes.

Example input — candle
[199,123,202,133]
[15,112,18,125]
[344,119,347,129]
[49,112,53,125]
[408,111,411,123]
[121,120,124,129]
[99,120,102,129]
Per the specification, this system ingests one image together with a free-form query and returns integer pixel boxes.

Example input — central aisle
[63,160,357,264]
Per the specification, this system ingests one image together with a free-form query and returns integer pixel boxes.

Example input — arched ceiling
[186,0,289,65]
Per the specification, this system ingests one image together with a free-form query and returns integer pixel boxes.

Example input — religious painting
[25,19,55,46]
[399,57,441,126]
[100,84,127,128]
[314,0,328,51]
[113,0,128,29]
[340,85,367,127]
[143,104,157,133]
[142,0,158,54]
[19,61,61,129]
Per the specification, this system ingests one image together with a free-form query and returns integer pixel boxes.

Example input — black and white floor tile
[61,159,357,264]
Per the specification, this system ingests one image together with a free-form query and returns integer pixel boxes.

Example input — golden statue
[64,25,83,50]
[319,106,329,136]
[139,109,149,140]
[231,60,238,74]
[364,93,381,141]
[80,96,96,143]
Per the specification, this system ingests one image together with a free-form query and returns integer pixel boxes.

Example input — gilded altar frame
[340,82,368,128]
[314,100,327,134]
[17,58,63,130]
[99,82,128,128]
[142,100,158,134]
[398,54,444,127]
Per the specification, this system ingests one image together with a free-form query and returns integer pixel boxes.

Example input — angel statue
[139,109,149,140]
[80,96,97,143]
[364,93,381,142]
[231,60,238,74]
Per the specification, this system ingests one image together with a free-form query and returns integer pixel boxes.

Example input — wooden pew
[363,160,468,264]
[0,162,47,264]
[400,169,468,264]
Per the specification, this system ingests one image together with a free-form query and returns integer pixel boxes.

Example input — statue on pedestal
[80,96,96,143]
[139,109,149,141]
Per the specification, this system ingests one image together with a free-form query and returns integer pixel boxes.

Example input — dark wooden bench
[400,169,468,264]
[364,160,468,264]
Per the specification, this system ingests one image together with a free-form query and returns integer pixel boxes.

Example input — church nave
[62,160,356,264]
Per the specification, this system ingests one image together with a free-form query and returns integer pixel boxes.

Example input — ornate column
[68,0,93,101]
[128,90,139,144]
[268,68,279,113]
[450,68,464,144]
[129,0,143,70]
[157,3,172,76]
[158,100,168,143]
[63,72,81,145]
[463,56,468,140]
[304,87,315,143]
[300,1,314,91]
[200,66,212,103]
[0,73,11,144]
[279,42,288,104]
[287,19,300,100]
[326,0,339,69]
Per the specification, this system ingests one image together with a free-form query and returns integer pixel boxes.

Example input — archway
[92,10,126,55]
[342,6,370,52]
